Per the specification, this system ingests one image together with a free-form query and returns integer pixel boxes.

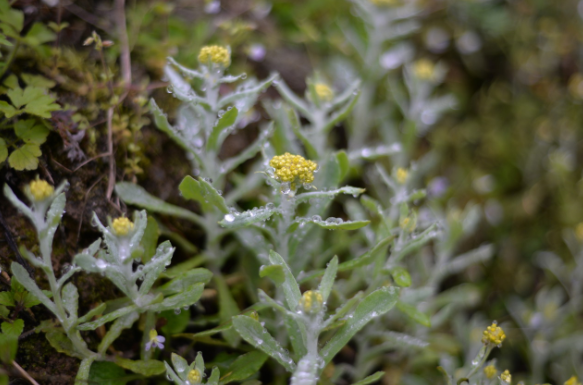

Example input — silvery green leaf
[45,328,80,358]
[284,313,307,359]
[232,315,296,372]
[75,358,95,385]
[98,312,139,355]
[219,73,247,83]
[194,351,204,372]
[268,250,301,311]
[73,253,101,273]
[40,181,68,257]
[171,353,189,381]
[113,357,165,376]
[273,79,311,118]
[219,205,278,229]
[129,210,148,257]
[3,184,35,224]
[167,57,204,79]
[18,246,44,268]
[322,91,359,133]
[76,303,107,325]
[352,371,384,385]
[294,187,366,204]
[221,123,274,174]
[218,73,278,109]
[11,262,57,316]
[328,79,361,111]
[393,223,440,263]
[396,300,431,327]
[164,65,209,107]
[320,286,399,364]
[56,265,81,290]
[219,351,268,385]
[165,361,183,385]
[61,283,78,323]
[297,217,370,231]
[148,283,204,312]
[257,289,289,315]
[179,176,229,214]
[138,241,174,296]
[389,266,411,287]
[215,275,241,346]
[434,244,493,281]
[318,256,338,302]
[336,150,349,181]
[157,268,213,296]
[208,367,220,385]
[77,304,138,330]
[207,107,238,151]
[115,182,204,225]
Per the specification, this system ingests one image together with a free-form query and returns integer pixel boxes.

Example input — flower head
[412,59,436,81]
[29,180,54,201]
[198,45,231,67]
[145,329,165,351]
[269,153,318,187]
[314,83,334,102]
[396,168,408,184]
[112,217,134,236]
[299,290,324,315]
[565,376,582,385]
[399,216,417,232]
[500,370,511,384]
[187,368,202,384]
[482,322,506,346]
[484,365,497,379]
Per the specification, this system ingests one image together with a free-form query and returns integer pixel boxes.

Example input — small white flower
[145,329,165,351]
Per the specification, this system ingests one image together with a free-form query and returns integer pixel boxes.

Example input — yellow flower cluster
[187,368,202,384]
[565,376,582,385]
[396,168,408,184]
[270,153,318,185]
[299,290,323,314]
[412,59,436,81]
[315,83,334,102]
[484,365,497,379]
[482,322,506,346]
[112,217,134,236]
[29,180,54,201]
[198,45,230,67]
[501,370,512,384]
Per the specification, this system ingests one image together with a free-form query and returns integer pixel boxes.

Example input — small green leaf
[259,264,285,285]
[0,334,17,364]
[179,176,229,214]
[160,308,191,335]
[207,107,238,151]
[23,22,56,46]
[336,150,349,180]
[268,250,301,311]
[7,86,59,118]
[45,328,79,358]
[140,216,159,264]
[389,266,411,287]
[0,139,7,163]
[219,206,277,228]
[0,292,14,307]
[1,319,24,337]
[396,301,431,327]
[0,101,16,118]
[157,268,213,295]
[21,74,56,88]
[320,286,399,364]
[148,283,204,312]
[232,315,295,372]
[113,357,165,376]
[8,143,41,170]
[219,351,268,385]
[14,119,50,144]
[216,275,241,347]
[352,371,385,385]
[301,217,370,231]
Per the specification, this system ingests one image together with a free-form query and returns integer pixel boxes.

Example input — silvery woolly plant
[4,179,209,383]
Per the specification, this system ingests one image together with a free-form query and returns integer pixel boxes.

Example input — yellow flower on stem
[187,368,202,384]
[299,290,324,315]
[315,83,334,102]
[29,180,54,201]
[565,376,582,385]
[198,45,231,67]
[269,153,318,188]
[500,370,511,384]
[112,217,134,236]
[484,365,497,379]
[481,322,506,346]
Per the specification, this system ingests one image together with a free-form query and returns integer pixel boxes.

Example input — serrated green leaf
[7,86,59,118]
[0,101,16,118]
[208,107,238,151]
[320,286,399,364]
[179,175,229,214]
[219,351,268,385]
[14,119,50,144]
[21,74,56,88]
[396,301,431,327]
[1,319,23,337]
[232,315,295,372]
[8,143,41,170]
[23,22,56,46]
[113,357,165,376]
[0,292,14,307]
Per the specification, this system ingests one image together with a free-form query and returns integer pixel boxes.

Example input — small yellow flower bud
[565,376,582,385]
[314,83,334,102]
[412,59,436,81]
[482,322,506,346]
[484,365,497,379]
[399,216,416,232]
[29,180,54,201]
[187,368,202,384]
[396,168,408,184]
[500,370,511,384]
[112,217,134,236]
[198,45,231,67]
[269,153,318,186]
[249,311,260,321]
[299,290,324,315]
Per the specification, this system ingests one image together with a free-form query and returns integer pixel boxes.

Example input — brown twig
[72,152,111,173]
[12,361,41,385]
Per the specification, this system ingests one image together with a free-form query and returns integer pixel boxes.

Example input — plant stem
[0,40,20,80]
